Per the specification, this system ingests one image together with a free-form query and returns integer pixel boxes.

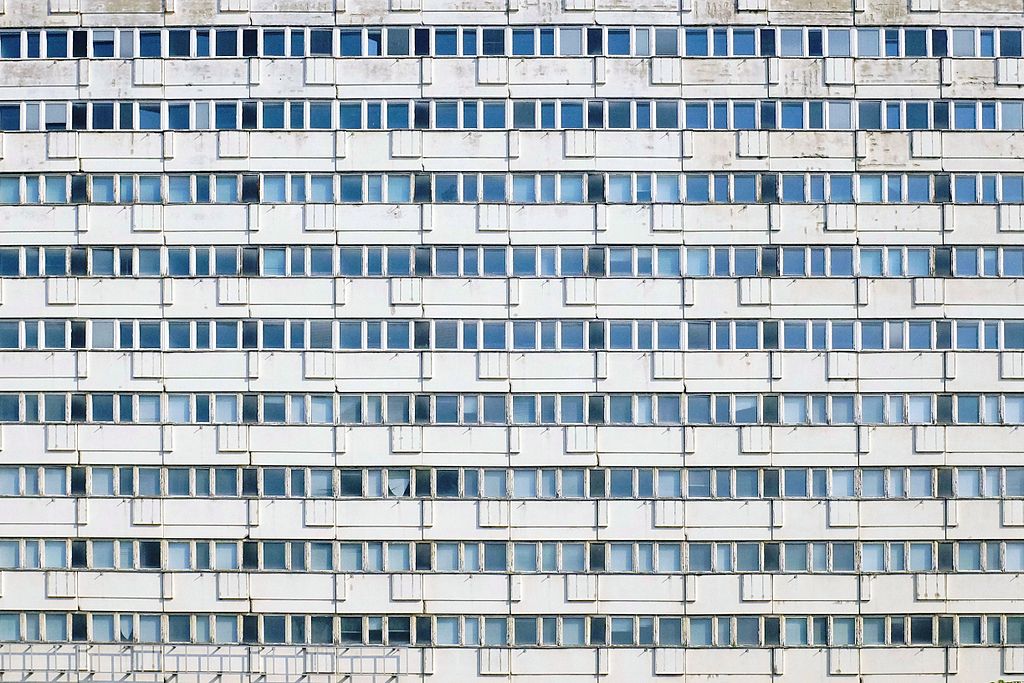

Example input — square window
[139,30,162,57]
[512,29,534,55]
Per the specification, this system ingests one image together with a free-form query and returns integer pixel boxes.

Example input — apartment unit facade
[0,0,1022,680]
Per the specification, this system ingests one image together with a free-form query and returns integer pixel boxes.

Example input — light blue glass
[215,175,237,203]
[44,176,67,203]
[310,175,333,202]
[263,175,285,202]
[0,177,18,203]
[168,176,191,203]
[859,175,882,202]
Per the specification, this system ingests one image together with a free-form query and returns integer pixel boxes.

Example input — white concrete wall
[0,0,1019,681]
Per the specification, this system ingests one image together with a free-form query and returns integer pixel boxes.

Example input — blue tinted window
[215,103,236,130]
[685,103,708,129]
[906,103,929,129]
[782,175,805,203]
[482,102,505,129]
[140,31,162,57]
[310,29,333,56]
[290,30,305,56]
[885,103,901,129]
[806,175,823,203]
[481,29,504,55]
[167,104,189,130]
[859,101,881,129]
[954,103,976,129]
[0,106,18,131]
[561,102,583,128]
[830,175,854,202]
[734,29,755,55]
[734,102,756,129]
[655,102,678,128]
[1001,29,1023,57]
[387,102,409,129]
[339,30,361,56]
[139,104,160,130]
[980,29,995,57]
[339,103,361,129]
[366,30,381,56]
[860,175,882,202]
[512,29,534,55]
[462,29,477,56]
[734,175,756,202]
[264,30,285,56]
[46,31,67,58]
[435,29,457,55]
[95,101,115,129]
[482,175,506,202]
[340,176,362,202]
[884,29,899,56]
[713,29,728,56]
[685,29,708,56]
[886,176,902,202]
[263,103,285,128]
[607,29,630,55]
[435,175,458,202]
[908,175,930,202]
[685,175,709,202]
[712,102,728,129]
[981,102,996,129]
[0,33,20,58]
[904,29,927,57]
[540,29,555,55]
[1004,176,1024,202]
[955,175,977,203]
[309,102,332,129]
[781,102,804,129]
[215,30,237,57]
[435,102,457,128]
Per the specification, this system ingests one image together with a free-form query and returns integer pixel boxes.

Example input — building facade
[0,0,1022,680]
